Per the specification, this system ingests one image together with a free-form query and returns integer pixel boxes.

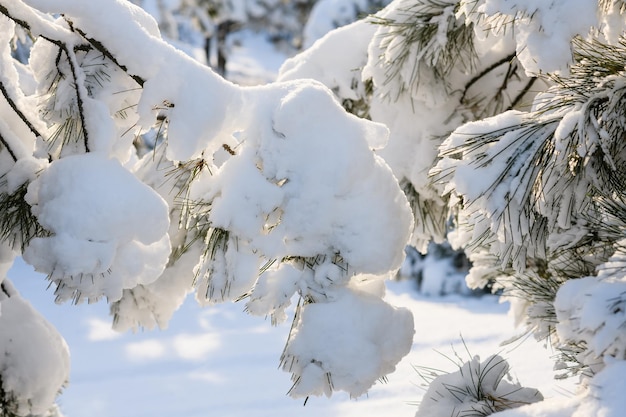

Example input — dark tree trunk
[216,20,236,77]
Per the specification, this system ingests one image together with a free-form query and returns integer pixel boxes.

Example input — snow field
[10,258,576,417]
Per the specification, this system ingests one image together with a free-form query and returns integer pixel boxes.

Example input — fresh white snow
[2,1,622,416]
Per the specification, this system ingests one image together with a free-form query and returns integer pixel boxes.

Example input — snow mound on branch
[572,361,626,417]
[279,20,381,139]
[23,153,170,303]
[0,279,70,416]
[554,260,626,375]
[202,80,412,274]
[280,285,414,398]
[111,245,200,332]
[416,354,543,417]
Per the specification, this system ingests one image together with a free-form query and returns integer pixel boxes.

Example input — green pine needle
[0,182,47,251]
[370,0,476,98]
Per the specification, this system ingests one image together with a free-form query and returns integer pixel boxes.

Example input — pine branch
[0,4,137,155]
[0,4,30,32]
[71,25,145,87]
[0,282,9,297]
[415,350,542,416]
[0,79,43,141]
[0,5,44,160]
[439,137,549,271]
[0,181,47,251]
[507,77,537,110]
[45,40,91,152]
[0,130,17,162]
[460,52,533,119]
[0,375,21,417]
[165,157,211,228]
[38,43,126,157]
[461,53,516,104]
[194,227,236,303]
[371,0,476,97]
[599,0,626,13]
[400,178,449,247]
[283,253,347,273]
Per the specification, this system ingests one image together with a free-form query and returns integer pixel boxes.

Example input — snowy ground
[9,257,577,417]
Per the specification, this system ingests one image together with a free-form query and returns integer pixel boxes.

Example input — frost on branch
[0,0,415,403]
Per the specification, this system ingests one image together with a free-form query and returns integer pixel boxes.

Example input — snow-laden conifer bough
[0,1,416,414]
[5,0,626,415]
[280,0,626,416]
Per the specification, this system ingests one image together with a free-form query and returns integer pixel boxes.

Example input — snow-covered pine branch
[282,0,626,414]
[435,33,626,346]
[0,276,69,417]
[0,0,416,412]
[415,354,543,416]
[279,0,534,252]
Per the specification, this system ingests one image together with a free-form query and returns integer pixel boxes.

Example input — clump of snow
[195,80,412,274]
[281,285,414,398]
[4,157,47,194]
[459,0,599,75]
[572,361,626,417]
[0,278,70,416]
[554,254,626,376]
[246,261,302,323]
[279,20,377,128]
[23,153,170,303]
[416,354,544,417]
[109,145,196,332]
[194,233,261,306]
[110,245,199,332]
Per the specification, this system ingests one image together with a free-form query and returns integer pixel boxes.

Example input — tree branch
[508,77,538,110]
[0,281,11,297]
[0,79,44,141]
[73,26,145,87]
[43,39,91,152]
[0,3,31,32]
[0,4,91,152]
[460,52,517,104]
[0,129,18,162]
